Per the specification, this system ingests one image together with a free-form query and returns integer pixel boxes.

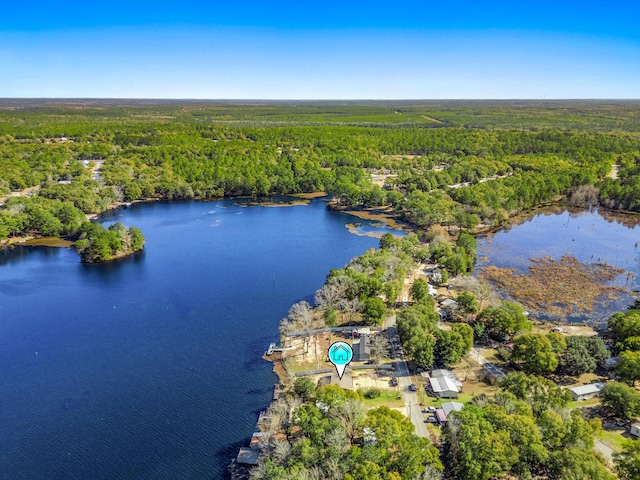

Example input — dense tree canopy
[511,334,559,374]
[614,440,640,480]
[444,374,607,480]
[476,301,531,341]
[254,386,442,480]
[600,381,640,420]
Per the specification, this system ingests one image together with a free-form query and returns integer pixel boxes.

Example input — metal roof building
[429,369,462,398]
[569,382,605,401]
[441,401,465,417]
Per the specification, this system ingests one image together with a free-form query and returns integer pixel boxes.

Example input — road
[385,314,430,439]
[594,439,615,464]
[0,185,40,205]
[392,356,430,438]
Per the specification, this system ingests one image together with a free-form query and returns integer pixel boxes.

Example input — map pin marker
[328,341,353,379]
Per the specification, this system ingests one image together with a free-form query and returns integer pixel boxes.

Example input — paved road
[385,315,430,439]
[594,439,615,464]
[393,356,430,438]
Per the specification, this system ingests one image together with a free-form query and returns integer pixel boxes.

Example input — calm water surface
[0,198,399,479]
[476,208,640,322]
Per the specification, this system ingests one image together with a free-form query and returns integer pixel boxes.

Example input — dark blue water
[0,198,397,479]
[476,207,640,322]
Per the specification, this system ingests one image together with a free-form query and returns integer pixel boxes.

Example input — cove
[0,198,401,480]
[475,207,640,323]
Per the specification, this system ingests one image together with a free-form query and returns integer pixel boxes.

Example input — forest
[2,101,640,252]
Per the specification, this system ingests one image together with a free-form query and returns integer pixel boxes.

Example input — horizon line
[2,97,640,103]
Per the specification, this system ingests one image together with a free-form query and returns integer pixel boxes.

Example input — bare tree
[264,396,302,434]
[270,438,291,466]
[278,317,290,346]
[289,300,312,322]
[265,399,287,432]
[329,399,365,443]
[461,353,478,382]
[324,426,349,455]
[297,466,323,480]
[323,274,358,322]
[278,317,291,364]
[314,283,342,310]
[452,276,495,310]
[370,334,391,364]
[568,184,600,208]
[322,456,343,480]
[289,301,314,358]
[341,297,362,325]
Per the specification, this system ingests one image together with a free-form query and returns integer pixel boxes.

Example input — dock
[265,342,291,356]
[234,411,275,468]
[266,342,285,355]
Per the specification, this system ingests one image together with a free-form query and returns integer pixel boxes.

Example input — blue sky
[1,1,639,99]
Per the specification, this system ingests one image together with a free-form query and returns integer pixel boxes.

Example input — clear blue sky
[1,0,639,99]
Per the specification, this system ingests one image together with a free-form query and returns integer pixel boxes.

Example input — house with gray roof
[429,369,462,398]
[569,382,605,401]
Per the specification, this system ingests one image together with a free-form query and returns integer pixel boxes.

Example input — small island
[74,221,145,263]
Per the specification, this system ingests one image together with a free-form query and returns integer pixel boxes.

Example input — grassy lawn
[598,429,627,452]
[361,389,405,408]
[283,360,324,374]
[567,397,600,410]
[421,395,442,408]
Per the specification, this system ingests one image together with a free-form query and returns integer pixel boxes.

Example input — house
[249,431,272,448]
[354,335,371,362]
[236,447,260,465]
[441,401,464,417]
[435,408,447,425]
[424,265,443,284]
[602,356,621,370]
[435,402,464,426]
[439,299,459,319]
[569,382,605,401]
[429,369,462,398]
[316,371,354,390]
[441,299,459,310]
[630,423,640,438]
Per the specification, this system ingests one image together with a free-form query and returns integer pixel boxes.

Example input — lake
[0,198,401,479]
[476,207,640,323]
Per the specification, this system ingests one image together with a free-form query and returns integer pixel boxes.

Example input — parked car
[409,384,417,391]
[425,416,437,423]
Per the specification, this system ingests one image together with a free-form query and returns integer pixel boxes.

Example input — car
[425,416,437,423]
[409,384,417,391]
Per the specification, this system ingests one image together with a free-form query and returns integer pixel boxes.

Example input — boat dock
[266,342,286,355]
